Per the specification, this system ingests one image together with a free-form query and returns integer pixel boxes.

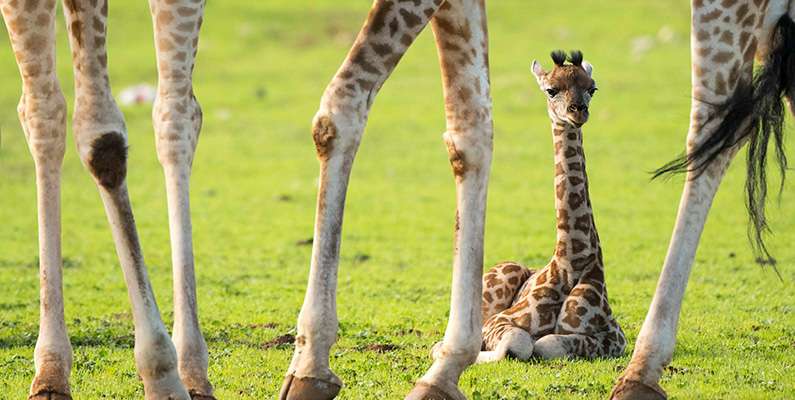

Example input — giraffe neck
[550,120,601,279]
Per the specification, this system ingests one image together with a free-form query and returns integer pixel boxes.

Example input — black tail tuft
[654,16,795,267]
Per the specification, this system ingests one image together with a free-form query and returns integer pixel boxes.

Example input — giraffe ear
[581,60,594,77]
[531,60,545,84]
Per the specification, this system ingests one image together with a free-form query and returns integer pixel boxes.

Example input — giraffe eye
[546,88,559,97]
[588,87,598,96]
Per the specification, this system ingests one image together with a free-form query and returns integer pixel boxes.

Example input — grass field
[1,1,794,398]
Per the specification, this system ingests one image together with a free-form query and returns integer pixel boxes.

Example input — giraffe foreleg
[281,1,444,399]
[59,0,190,398]
[1,1,71,398]
[148,1,213,398]
[407,2,493,398]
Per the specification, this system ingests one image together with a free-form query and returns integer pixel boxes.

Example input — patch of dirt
[249,322,278,329]
[263,334,295,349]
[364,343,398,353]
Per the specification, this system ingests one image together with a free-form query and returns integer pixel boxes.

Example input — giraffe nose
[568,103,588,113]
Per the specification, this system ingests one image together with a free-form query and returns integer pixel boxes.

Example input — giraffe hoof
[279,374,341,400]
[610,378,667,400]
[405,382,464,400]
[188,391,217,400]
[28,391,72,400]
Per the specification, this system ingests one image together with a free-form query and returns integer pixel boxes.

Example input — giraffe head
[531,50,596,127]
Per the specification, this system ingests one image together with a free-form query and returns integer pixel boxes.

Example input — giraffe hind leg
[533,331,624,360]
[280,1,445,399]
[407,1,493,398]
[476,327,533,363]
[1,1,72,398]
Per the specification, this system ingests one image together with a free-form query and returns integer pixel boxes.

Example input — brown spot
[557,208,570,231]
[88,133,127,189]
[400,9,422,28]
[718,31,734,45]
[367,0,393,34]
[24,34,47,54]
[555,163,566,176]
[571,254,596,270]
[564,146,577,158]
[736,4,749,21]
[26,0,41,12]
[568,191,584,209]
[711,51,734,64]
[176,6,197,17]
[700,9,722,23]
[502,263,521,273]
[573,215,591,233]
[562,310,581,329]
[582,288,601,307]
[556,241,567,257]
[485,275,502,289]
[532,287,561,302]
[571,239,588,254]
[556,181,566,200]
[514,312,532,329]
[371,42,393,57]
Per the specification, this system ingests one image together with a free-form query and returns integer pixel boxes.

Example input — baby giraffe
[478,51,625,362]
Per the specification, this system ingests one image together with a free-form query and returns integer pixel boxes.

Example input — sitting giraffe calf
[478,51,626,362]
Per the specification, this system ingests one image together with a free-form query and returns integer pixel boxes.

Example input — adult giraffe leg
[1,1,70,397]
[407,1,492,398]
[280,1,443,399]
[60,1,189,398]
[148,1,213,398]
[611,3,763,397]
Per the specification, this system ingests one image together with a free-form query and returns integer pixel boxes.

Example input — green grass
[1,1,794,398]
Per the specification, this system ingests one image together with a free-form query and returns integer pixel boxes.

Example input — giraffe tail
[653,15,795,267]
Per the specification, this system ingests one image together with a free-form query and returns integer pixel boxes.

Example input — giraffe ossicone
[478,50,626,363]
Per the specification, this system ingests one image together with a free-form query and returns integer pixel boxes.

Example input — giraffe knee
[83,132,128,189]
[502,328,534,361]
[443,128,492,178]
[533,335,569,359]
[311,112,361,161]
[18,90,68,167]
[312,115,337,160]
